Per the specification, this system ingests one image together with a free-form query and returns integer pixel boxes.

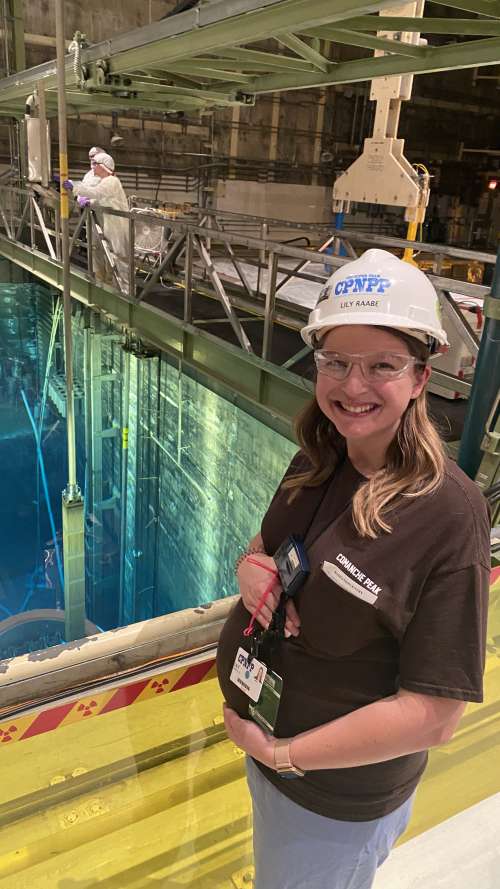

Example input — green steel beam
[277,33,330,70]
[134,68,203,88]
[0,0,500,117]
[203,46,316,70]
[10,0,26,73]
[337,15,500,34]
[83,78,244,105]
[0,236,311,438]
[45,91,210,112]
[247,35,500,91]
[436,0,500,16]
[0,0,387,109]
[102,0,388,75]
[172,55,305,71]
[164,65,253,83]
[302,26,428,56]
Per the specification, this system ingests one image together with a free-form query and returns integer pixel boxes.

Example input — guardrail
[0,182,494,396]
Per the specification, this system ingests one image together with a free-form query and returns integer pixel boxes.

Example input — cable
[21,390,64,593]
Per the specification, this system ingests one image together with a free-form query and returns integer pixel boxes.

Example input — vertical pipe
[29,194,34,248]
[349,91,360,146]
[262,251,278,361]
[256,222,267,296]
[268,94,281,181]
[86,207,93,278]
[312,90,326,186]
[54,201,61,260]
[119,347,130,623]
[2,0,11,75]
[55,0,78,497]
[403,220,418,264]
[458,247,500,479]
[37,80,49,188]
[128,214,135,300]
[333,210,344,258]
[10,0,25,73]
[57,0,85,642]
[229,105,240,178]
[184,229,193,323]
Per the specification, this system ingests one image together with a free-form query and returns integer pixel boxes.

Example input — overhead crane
[0,0,499,118]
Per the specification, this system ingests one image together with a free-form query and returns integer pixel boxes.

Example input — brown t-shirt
[216,453,491,821]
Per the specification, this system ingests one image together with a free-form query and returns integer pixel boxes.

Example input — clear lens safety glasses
[314,350,422,382]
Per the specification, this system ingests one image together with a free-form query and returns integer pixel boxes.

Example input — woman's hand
[284,597,301,638]
[223,704,275,769]
[237,554,301,637]
[237,554,281,629]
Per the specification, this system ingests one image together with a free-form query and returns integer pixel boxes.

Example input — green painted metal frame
[0,235,312,439]
[10,0,26,73]
[0,0,499,116]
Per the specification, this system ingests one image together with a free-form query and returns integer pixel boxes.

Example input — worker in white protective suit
[64,152,130,292]
[82,146,104,187]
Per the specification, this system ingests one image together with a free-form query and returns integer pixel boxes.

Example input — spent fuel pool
[0,280,295,660]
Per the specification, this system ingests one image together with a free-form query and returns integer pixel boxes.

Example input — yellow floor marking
[0,585,498,887]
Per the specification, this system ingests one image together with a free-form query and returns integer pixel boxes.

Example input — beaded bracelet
[234,546,266,575]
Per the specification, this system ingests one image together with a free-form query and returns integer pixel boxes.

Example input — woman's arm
[73,178,114,201]
[289,688,466,770]
[224,689,466,771]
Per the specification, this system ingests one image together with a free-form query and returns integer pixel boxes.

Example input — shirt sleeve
[73,177,115,201]
[399,562,490,703]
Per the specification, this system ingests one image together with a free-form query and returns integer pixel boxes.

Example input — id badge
[249,670,283,734]
[230,647,267,702]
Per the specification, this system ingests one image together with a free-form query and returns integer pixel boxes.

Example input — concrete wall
[215,180,331,225]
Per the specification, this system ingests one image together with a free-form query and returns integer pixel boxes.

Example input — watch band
[274,738,305,777]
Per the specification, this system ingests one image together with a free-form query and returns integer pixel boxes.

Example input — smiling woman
[216,248,491,889]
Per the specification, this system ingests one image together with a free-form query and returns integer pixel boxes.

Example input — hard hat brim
[301,314,449,348]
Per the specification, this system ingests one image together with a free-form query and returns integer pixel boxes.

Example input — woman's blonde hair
[282,330,446,538]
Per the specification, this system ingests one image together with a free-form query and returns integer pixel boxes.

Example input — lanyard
[242,459,355,660]
[242,557,279,638]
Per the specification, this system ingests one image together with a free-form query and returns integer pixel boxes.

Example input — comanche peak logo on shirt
[322,553,382,605]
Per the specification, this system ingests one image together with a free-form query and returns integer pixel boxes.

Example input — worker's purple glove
[53,173,60,185]
[62,179,73,191]
[77,196,91,208]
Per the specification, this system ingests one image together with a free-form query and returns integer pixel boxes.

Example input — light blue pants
[246,757,414,889]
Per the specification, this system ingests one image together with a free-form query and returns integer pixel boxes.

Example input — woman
[63,152,129,292]
[216,249,490,889]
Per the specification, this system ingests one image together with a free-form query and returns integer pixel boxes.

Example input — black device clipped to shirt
[273,536,310,599]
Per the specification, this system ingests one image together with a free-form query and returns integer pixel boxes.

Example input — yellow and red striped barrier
[0,658,217,746]
[2,566,500,748]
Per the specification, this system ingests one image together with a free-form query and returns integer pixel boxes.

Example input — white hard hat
[88,146,103,158]
[93,151,115,172]
[302,249,448,353]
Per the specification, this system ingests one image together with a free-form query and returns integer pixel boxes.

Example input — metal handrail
[0,182,490,395]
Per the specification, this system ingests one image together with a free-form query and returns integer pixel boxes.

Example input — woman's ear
[411,364,431,399]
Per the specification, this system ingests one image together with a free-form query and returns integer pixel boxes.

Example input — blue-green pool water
[0,282,296,659]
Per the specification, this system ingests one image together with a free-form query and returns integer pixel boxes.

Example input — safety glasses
[314,350,423,382]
